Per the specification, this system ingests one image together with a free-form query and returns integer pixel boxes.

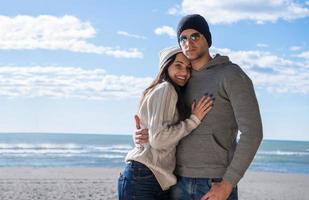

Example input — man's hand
[134,115,149,145]
[200,180,233,200]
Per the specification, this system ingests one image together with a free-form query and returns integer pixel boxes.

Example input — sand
[0,167,308,200]
[0,168,119,200]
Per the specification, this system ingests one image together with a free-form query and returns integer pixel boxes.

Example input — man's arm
[222,67,263,186]
[201,66,263,200]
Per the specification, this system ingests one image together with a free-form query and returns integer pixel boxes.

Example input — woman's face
[167,53,191,86]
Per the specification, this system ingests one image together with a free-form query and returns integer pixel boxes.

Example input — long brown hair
[139,53,188,120]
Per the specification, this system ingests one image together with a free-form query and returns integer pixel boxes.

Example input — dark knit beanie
[177,14,212,47]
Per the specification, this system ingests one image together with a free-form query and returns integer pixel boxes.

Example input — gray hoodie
[175,54,263,186]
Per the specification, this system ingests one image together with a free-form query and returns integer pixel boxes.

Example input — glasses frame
[179,32,201,45]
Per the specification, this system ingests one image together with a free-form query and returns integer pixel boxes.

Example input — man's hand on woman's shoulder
[134,115,149,145]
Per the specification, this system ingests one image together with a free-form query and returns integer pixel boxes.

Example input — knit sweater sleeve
[146,82,201,150]
[222,65,263,186]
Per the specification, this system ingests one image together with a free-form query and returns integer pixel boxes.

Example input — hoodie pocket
[210,134,229,166]
[177,132,228,167]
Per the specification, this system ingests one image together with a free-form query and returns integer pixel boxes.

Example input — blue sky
[0,0,308,141]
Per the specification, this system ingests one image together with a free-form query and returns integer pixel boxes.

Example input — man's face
[179,29,209,61]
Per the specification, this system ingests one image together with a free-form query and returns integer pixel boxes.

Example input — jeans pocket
[228,185,238,200]
[135,169,155,180]
[129,162,155,180]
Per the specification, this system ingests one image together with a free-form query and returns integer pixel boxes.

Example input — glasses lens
[180,36,187,44]
[191,33,200,41]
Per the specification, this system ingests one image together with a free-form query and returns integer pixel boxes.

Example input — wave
[98,154,125,159]
[257,150,309,156]
[0,143,132,155]
[0,143,82,150]
[1,153,126,159]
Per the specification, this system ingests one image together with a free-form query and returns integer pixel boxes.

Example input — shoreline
[1,167,308,200]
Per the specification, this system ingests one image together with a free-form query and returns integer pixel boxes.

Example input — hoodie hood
[200,54,231,70]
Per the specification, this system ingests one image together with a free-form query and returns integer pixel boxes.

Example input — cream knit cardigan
[125,81,200,190]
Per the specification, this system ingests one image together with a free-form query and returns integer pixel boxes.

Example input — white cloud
[117,31,146,40]
[154,26,176,38]
[296,51,309,59]
[212,47,309,94]
[0,66,152,99]
[0,15,143,58]
[290,46,302,51]
[257,43,269,48]
[168,5,181,15]
[173,0,309,24]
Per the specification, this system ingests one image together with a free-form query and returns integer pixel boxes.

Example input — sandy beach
[1,168,309,200]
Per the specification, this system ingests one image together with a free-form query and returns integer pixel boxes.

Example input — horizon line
[0,132,308,142]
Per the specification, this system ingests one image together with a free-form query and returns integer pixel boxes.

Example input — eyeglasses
[179,32,201,45]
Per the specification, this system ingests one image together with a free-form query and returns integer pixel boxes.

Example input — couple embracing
[118,14,263,200]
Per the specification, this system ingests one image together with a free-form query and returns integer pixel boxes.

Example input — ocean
[0,133,309,174]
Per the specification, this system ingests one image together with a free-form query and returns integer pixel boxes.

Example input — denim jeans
[170,176,238,200]
[117,160,169,200]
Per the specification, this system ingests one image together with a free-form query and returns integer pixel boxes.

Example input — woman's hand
[191,96,213,121]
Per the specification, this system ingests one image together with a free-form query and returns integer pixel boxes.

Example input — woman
[117,46,213,200]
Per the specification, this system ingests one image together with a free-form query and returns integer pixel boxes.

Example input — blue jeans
[170,176,238,200]
[117,160,169,200]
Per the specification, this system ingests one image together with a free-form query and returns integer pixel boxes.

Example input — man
[135,14,263,200]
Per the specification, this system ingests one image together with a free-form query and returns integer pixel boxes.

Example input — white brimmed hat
[159,46,182,70]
